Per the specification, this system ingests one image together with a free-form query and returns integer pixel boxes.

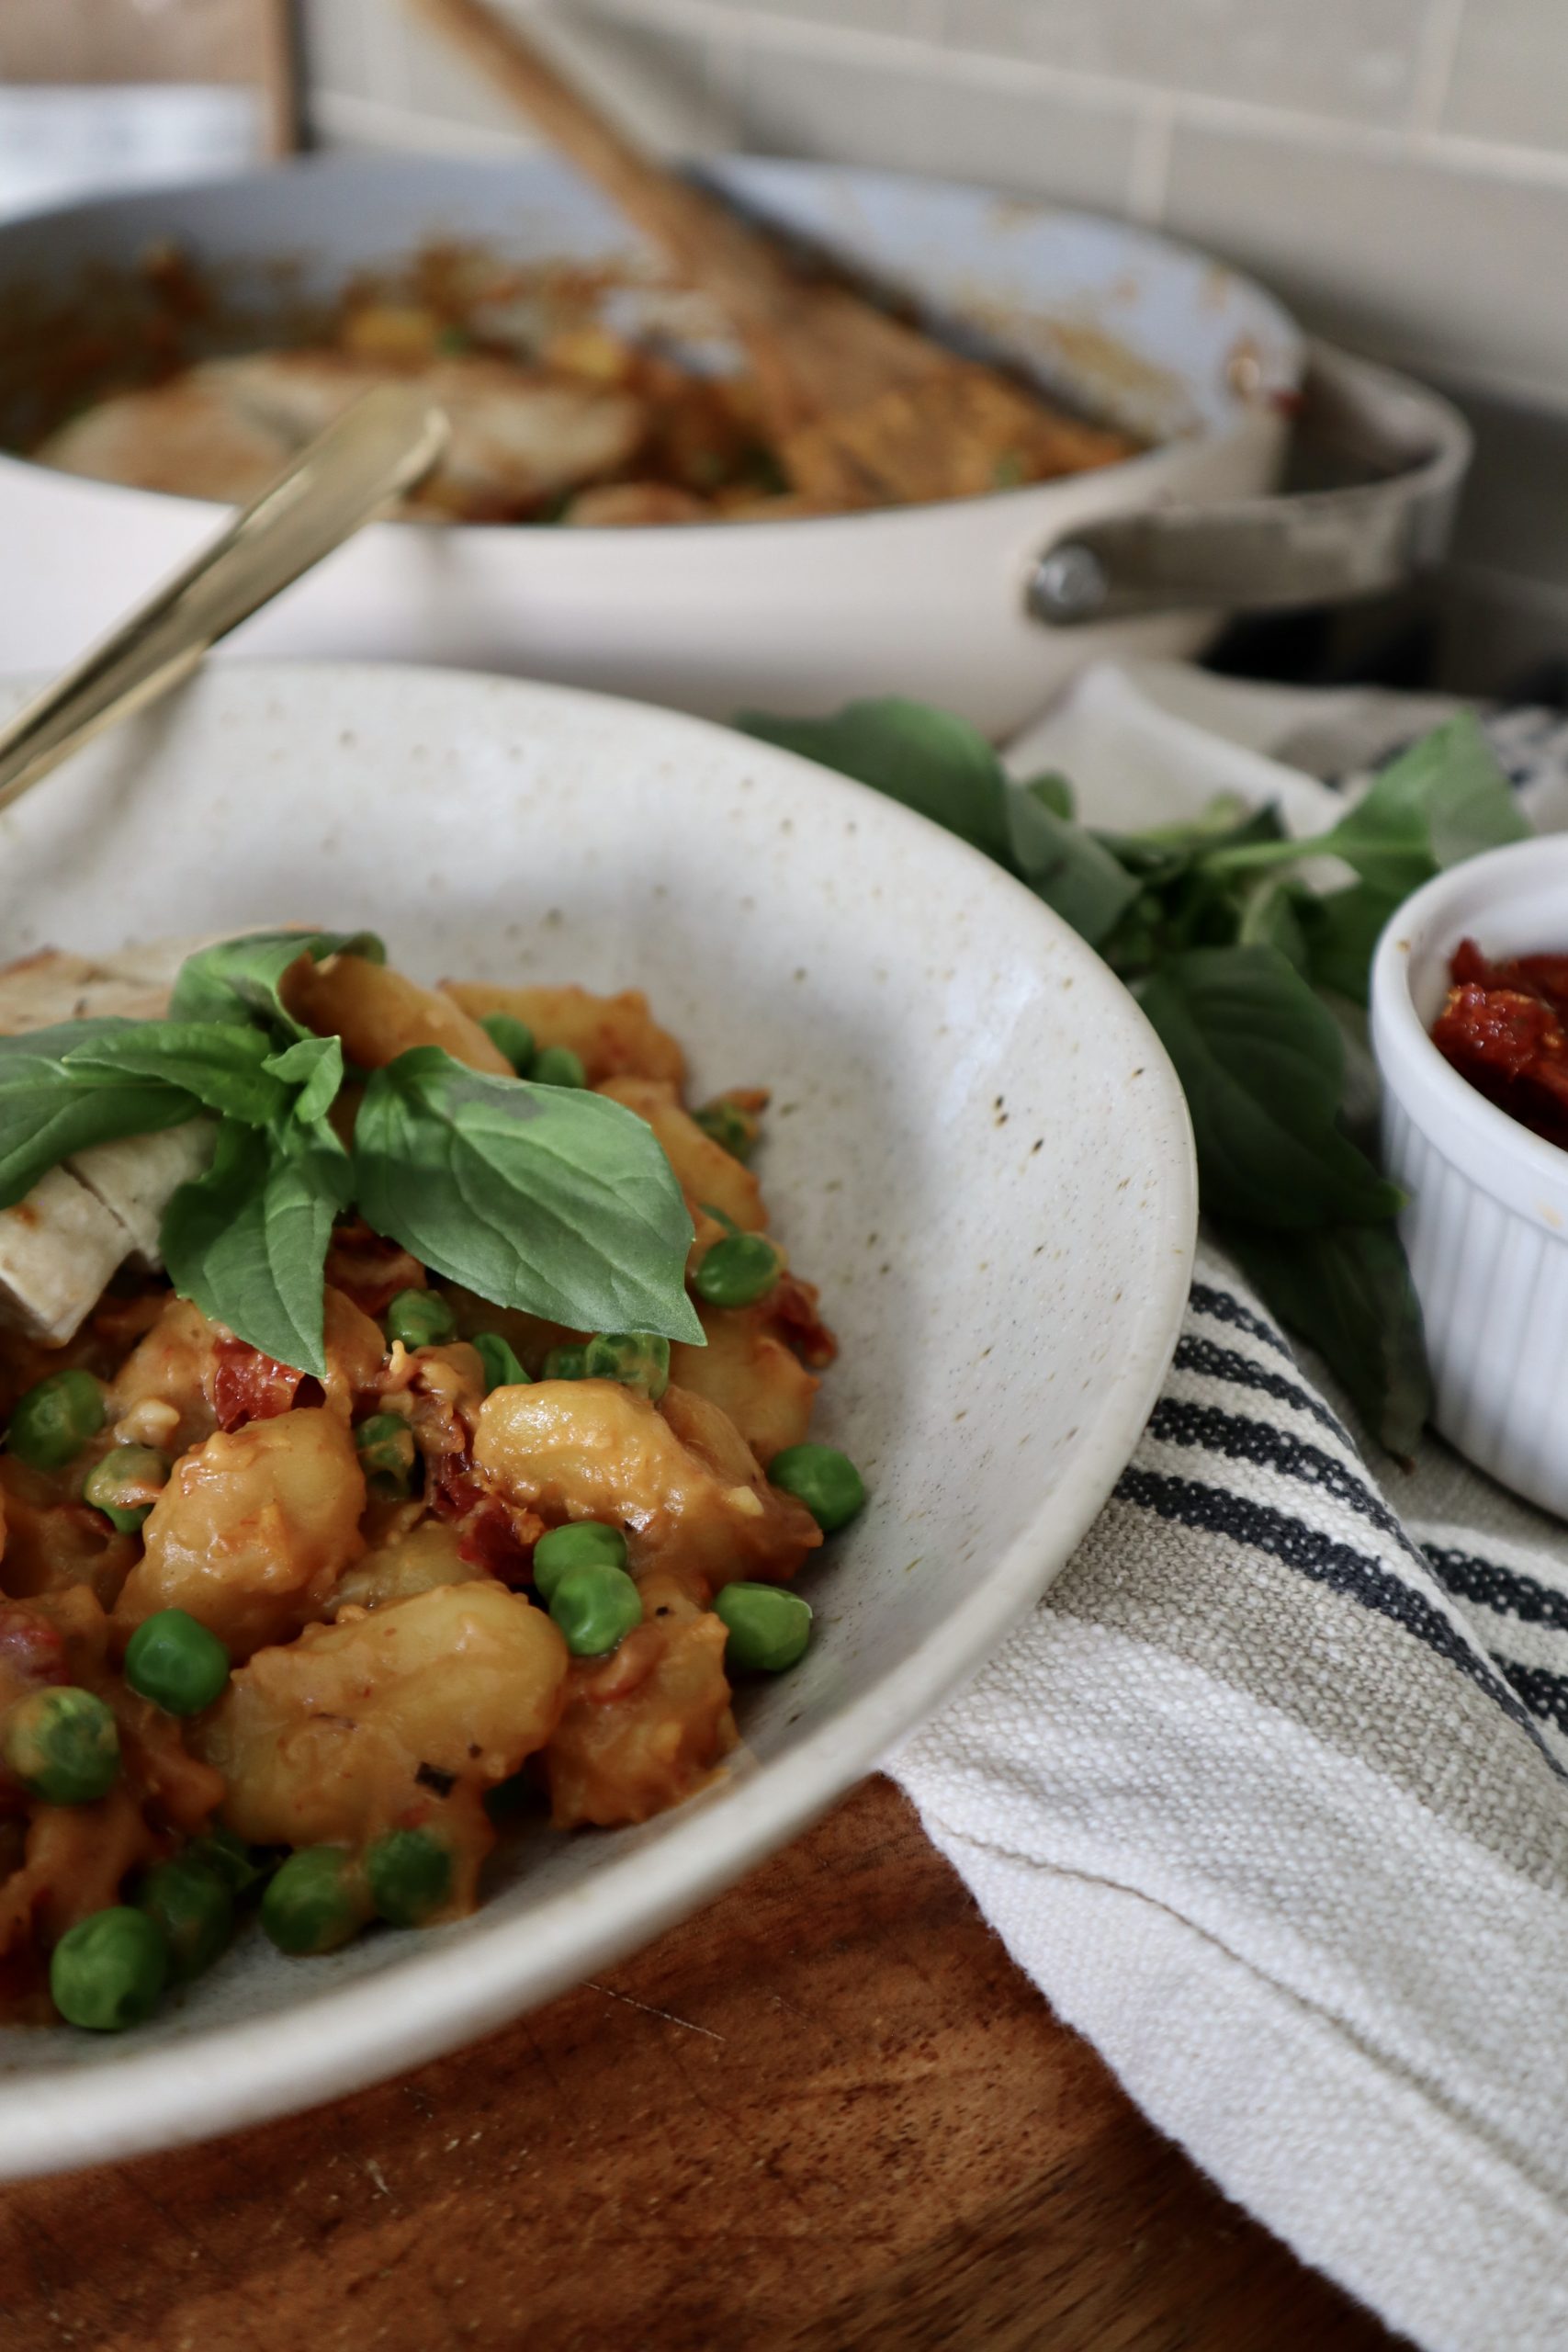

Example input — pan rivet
[1028,544,1107,622]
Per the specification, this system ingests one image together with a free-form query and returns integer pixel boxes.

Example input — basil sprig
[169,927,386,1035]
[741,698,1527,1457]
[0,930,698,1378]
[162,1117,353,1374]
[354,1050,703,1339]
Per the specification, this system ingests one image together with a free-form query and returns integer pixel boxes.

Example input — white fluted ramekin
[1371,835,1568,1514]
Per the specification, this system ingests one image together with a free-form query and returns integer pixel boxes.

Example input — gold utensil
[0,383,448,815]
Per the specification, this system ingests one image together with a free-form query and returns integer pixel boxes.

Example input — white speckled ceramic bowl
[0,662,1194,2176]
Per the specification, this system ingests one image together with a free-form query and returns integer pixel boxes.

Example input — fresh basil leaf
[265,1034,345,1129]
[1310,712,1527,898]
[0,1050,198,1211]
[1159,861,1266,956]
[1101,797,1284,882]
[1236,876,1311,973]
[161,1121,348,1376]
[170,929,385,1038]
[1222,1218,1430,1460]
[1137,944,1403,1228]
[1022,771,1074,820]
[1005,778,1140,948]
[352,1047,702,1342]
[1100,893,1164,977]
[1296,882,1404,1006]
[738,698,1013,865]
[63,1021,289,1123]
[0,1016,139,1060]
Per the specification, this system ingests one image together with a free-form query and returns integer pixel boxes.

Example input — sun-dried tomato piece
[770,1272,839,1370]
[428,1450,538,1583]
[0,1607,66,1693]
[324,1223,428,1319]
[211,1340,305,1432]
[1433,939,1568,1148]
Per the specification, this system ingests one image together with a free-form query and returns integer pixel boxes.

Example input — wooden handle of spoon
[403,0,796,322]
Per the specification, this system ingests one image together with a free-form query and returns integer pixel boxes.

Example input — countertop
[0,1778,1404,2349]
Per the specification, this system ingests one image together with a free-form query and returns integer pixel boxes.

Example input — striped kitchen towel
[891,665,1568,2352]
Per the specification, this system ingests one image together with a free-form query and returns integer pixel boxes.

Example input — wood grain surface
[0,1777,1404,2351]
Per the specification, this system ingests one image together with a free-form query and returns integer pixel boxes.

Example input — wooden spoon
[407,0,1136,510]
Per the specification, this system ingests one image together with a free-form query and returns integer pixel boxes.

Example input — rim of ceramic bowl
[1371,834,1568,1228]
[0,666,1198,2175]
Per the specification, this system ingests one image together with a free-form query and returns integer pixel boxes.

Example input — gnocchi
[0,941,863,2029]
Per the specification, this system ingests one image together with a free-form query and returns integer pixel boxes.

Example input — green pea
[473,1332,528,1394]
[713,1581,813,1673]
[532,1520,626,1602]
[354,1411,418,1499]
[531,1044,586,1089]
[548,1562,643,1657]
[83,1444,169,1533]
[4,1686,118,1804]
[479,1012,535,1073]
[189,1825,270,1896]
[138,1856,234,1983]
[123,1609,231,1718]
[768,1443,866,1533]
[8,1369,105,1472]
[385,1288,457,1351]
[366,1827,454,1928]
[694,1233,782,1310]
[583,1331,670,1402]
[694,1098,758,1163]
[261,1847,367,1957]
[50,1905,167,2031]
[543,1343,587,1381]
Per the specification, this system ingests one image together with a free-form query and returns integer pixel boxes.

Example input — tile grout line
[1125,96,1174,228]
[1407,0,1469,137]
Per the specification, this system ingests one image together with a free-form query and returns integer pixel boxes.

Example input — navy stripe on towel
[1115,1466,1559,1767]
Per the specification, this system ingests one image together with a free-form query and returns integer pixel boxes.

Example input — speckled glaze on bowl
[0,662,1195,2176]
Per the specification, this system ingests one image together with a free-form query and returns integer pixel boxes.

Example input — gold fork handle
[0,383,449,816]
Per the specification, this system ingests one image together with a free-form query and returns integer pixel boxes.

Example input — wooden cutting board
[0,1778,1404,2349]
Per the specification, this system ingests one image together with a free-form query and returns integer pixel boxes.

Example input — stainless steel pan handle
[1026,340,1472,628]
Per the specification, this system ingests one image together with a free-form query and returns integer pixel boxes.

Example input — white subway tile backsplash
[700,0,944,35]
[906,72,1141,210]
[1163,119,1568,403]
[1444,0,1568,156]
[734,40,1140,208]
[733,44,931,173]
[299,0,378,104]
[943,0,1433,127]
